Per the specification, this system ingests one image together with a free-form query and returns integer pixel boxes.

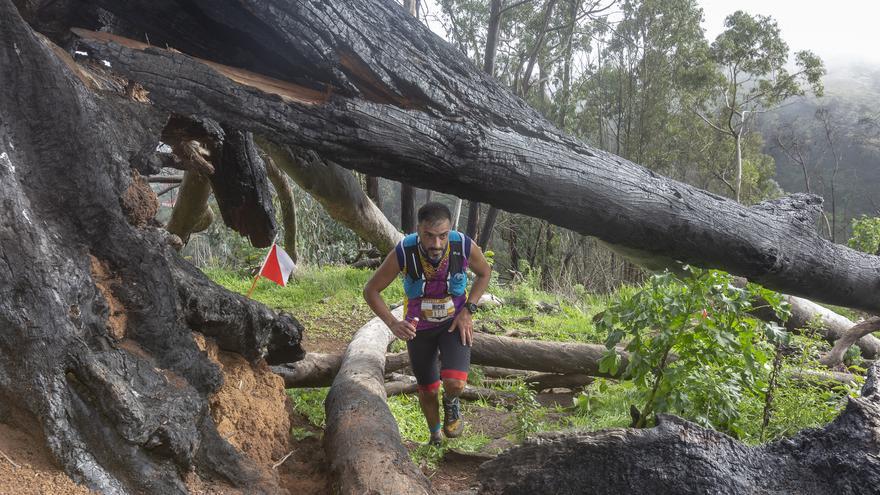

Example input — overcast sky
[422,0,880,69]
[699,0,880,68]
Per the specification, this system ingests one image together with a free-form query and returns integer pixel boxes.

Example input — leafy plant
[596,266,790,435]
[848,215,880,255]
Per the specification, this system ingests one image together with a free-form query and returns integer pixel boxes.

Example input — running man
[363,202,491,445]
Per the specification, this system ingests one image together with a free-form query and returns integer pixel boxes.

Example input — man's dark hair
[418,201,452,225]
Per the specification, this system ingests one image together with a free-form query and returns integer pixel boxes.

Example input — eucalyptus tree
[699,11,825,202]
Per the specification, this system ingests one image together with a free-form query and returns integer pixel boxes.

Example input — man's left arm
[449,242,492,346]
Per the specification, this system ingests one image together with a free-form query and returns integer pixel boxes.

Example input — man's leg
[406,327,443,444]
[439,325,471,438]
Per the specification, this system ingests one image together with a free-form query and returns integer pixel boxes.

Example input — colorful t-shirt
[395,233,472,330]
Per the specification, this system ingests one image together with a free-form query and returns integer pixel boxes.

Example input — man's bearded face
[418,219,451,262]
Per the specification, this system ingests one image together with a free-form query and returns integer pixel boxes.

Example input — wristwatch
[464,302,478,314]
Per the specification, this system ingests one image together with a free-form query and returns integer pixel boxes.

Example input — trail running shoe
[442,396,464,438]
[428,430,443,446]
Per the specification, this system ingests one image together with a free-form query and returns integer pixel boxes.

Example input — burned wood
[477,365,880,494]
[0,5,300,491]
[210,129,276,248]
[68,1,880,313]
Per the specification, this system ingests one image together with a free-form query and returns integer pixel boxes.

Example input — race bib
[420,297,455,323]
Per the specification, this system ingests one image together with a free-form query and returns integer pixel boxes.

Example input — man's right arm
[363,251,416,340]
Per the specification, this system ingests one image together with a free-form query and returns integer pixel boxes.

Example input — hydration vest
[401,231,468,299]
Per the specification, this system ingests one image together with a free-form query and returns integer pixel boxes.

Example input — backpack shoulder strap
[401,233,423,281]
[447,231,465,276]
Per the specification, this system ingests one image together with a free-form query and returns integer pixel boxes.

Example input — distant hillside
[758,63,880,241]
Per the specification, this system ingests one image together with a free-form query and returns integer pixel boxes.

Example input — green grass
[287,388,328,428]
[388,392,494,467]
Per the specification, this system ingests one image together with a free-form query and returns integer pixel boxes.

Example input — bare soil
[0,422,95,495]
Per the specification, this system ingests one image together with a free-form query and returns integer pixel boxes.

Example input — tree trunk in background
[366,175,381,209]
[466,201,481,239]
[258,139,402,254]
[478,206,500,250]
[0,5,304,492]
[263,153,298,262]
[165,169,214,244]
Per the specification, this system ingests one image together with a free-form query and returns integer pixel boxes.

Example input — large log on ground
[273,335,625,387]
[821,316,880,367]
[0,5,303,492]
[271,351,409,388]
[785,295,880,358]
[472,334,627,377]
[323,310,432,494]
[477,365,880,494]
[62,0,880,313]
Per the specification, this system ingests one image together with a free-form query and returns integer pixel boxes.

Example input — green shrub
[596,266,790,435]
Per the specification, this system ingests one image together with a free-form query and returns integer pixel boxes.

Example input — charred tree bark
[0,4,303,493]
[258,139,402,254]
[478,365,880,494]
[210,128,276,248]
[323,311,432,494]
[64,1,880,313]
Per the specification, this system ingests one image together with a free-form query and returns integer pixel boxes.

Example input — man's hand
[389,319,417,340]
[449,310,473,346]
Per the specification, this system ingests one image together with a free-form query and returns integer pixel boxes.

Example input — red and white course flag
[257,244,296,287]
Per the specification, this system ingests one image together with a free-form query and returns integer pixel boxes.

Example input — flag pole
[245,274,260,299]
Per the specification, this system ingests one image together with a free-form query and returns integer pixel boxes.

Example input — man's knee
[443,378,466,396]
[417,382,441,401]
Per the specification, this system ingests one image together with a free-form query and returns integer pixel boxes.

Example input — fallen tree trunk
[477,365,880,494]
[64,1,880,313]
[271,351,409,388]
[0,5,304,492]
[323,310,432,494]
[821,317,880,367]
[472,334,627,377]
[785,296,880,358]
[276,335,626,387]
